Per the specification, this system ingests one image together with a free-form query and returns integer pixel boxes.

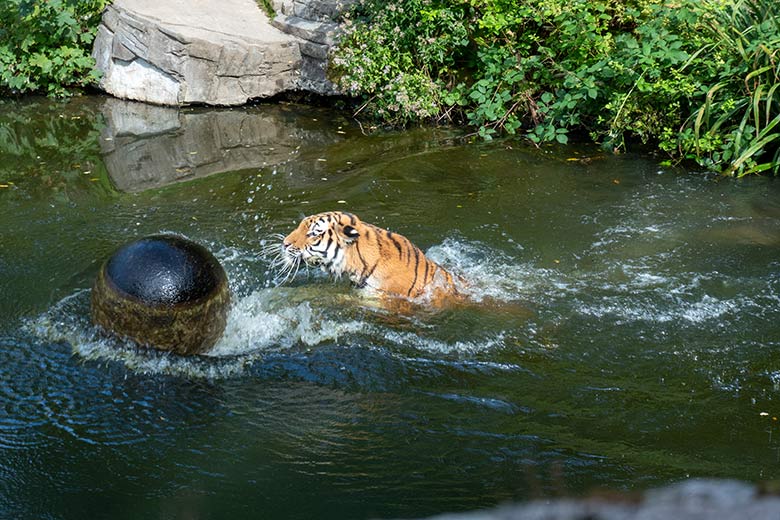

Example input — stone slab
[270,14,339,46]
[93,0,304,105]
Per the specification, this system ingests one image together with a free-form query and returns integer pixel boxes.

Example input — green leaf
[28,52,52,72]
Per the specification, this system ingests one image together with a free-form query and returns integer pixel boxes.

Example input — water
[2,95,780,518]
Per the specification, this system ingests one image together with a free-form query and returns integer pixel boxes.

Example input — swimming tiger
[273,211,463,303]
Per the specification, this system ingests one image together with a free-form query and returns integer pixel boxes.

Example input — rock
[421,479,780,520]
[272,0,352,22]
[92,0,302,105]
[270,13,344,94]
[270,0,355,93]
[91,234,231,355]
[92,0,353,105]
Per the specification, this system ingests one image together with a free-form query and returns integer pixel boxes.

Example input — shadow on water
[3,96,780,518]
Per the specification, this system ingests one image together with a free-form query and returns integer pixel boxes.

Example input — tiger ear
[341,224,360,243]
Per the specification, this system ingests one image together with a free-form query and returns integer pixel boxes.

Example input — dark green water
[2,96,780,519]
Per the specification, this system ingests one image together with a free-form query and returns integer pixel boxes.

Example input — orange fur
[281,211,462,302]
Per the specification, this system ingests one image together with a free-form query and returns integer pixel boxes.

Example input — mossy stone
[91,234,230,355]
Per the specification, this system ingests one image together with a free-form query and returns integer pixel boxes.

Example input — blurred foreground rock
[424,480,780,520]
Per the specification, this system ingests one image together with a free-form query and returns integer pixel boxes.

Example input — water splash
[427,239,566,303]
[427,237,776,331]
[24,287,370,379]
[209,288,367,357]
[30,232,770,382]
[382,329,509,356]
[23,237,533,380]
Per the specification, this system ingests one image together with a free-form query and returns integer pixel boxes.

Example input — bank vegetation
[1,0,778,177]
[331,0,780,176]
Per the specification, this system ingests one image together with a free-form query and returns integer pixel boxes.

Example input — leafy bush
[0,0,110,97]
[331,0,780,175]
[331,0,469,125]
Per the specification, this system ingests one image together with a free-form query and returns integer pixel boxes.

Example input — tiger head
[280,211,361,276]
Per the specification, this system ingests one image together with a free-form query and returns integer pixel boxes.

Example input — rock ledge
[92,0,349,105]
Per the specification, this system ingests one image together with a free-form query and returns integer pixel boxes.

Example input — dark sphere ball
[91,234,230,355]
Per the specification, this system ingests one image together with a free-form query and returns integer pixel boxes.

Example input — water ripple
[418,391,530,415]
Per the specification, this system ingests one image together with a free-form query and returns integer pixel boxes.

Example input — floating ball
[91,234,230,355]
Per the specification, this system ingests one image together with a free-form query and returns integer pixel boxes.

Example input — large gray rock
[92,0,300,105]
[92,0,351,105]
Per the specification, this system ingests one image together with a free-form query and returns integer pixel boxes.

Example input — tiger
[273,211,464,304]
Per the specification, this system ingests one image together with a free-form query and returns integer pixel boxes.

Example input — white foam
[26,306,253,379]
[382,329,508,356]
[426,239,566,303]
[208,288,367,357]
[574,297,737,325]
[428,238,763,328]
[679,295,751,324]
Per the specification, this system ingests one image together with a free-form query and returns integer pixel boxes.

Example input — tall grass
[684,0,780,176]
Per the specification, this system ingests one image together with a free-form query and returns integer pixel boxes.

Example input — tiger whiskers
[268,253,302,287]
[259,233,285,256]
[261,233,304,286]
[273,256,302,286]
[259,235,285,266]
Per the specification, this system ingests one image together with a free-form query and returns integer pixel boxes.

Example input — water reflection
[99,98,347,193]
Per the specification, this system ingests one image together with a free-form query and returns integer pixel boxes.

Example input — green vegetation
[1,0,776,176]
[0,0,110,97]
[331,0,780,176]
[680,0,780,175]
[254,0,275,18]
